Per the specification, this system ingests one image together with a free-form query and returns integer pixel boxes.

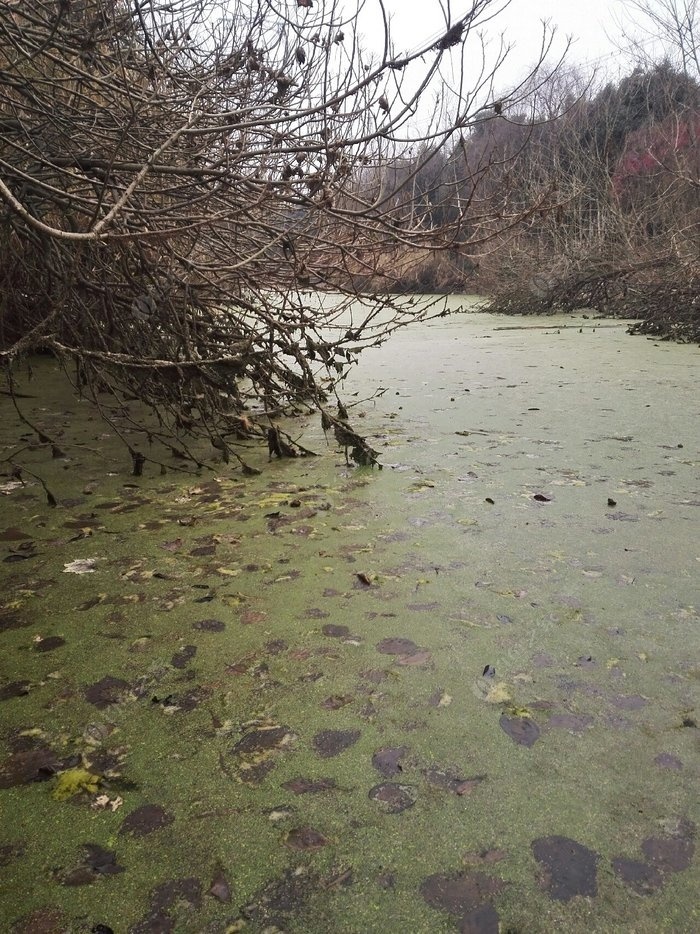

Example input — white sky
[376,0,640,90]
[491,0,629,79]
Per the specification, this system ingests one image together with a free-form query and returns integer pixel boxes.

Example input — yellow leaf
[221,592,246,607]
[472,679,512,704]
[255,493,292,509]
[505,704,532,718]
[52,768,100,800]
[484,682,513,704]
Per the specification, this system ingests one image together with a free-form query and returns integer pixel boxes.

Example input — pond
[0,306,698,933]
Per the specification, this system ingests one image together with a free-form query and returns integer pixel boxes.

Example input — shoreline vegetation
[343,246,699,343]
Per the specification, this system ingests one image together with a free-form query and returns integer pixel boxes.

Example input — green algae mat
[1,310,698,933]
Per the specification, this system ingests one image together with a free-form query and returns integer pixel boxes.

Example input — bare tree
[617,0,699,78]
[482,54,699,340]
[0,0,560,474]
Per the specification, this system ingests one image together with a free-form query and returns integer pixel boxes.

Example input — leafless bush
[0,1,560,470]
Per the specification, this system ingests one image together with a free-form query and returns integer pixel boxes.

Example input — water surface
[0,308,698,932]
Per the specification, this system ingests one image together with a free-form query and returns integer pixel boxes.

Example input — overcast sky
[373,0,640,90]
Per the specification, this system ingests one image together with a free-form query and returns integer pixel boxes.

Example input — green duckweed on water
[0,306,698,933]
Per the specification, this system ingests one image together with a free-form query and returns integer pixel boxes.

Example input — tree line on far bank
[353,53,699,342]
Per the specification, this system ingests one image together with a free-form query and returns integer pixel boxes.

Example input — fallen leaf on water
[424,767,486,796]
[239,610,266,625]
[193,618,225,632]
[420,870,506,916]
[119,803,173,837]
[312,729,360,758]
[171,645,197,669]
[460,903,501,933]
[149,877,202,916]
[472,676,512,705]
[531,836,599,901]
[410,479,436,491]
[322,624,350,637]
[480,681,512,705]
[83,843,124,875]
[376,637,418,655]
[610,694,647,711]
[222,593,251,609]
[63,558,99,574]
[546,714,594,734]
[368,783,417,813]
[209,866,232,902]
[395,649,432,666]
[0,746,60,787]
[641,835,695,873]
[3,552,33,563]
[33,636,66,652]
[84,676,131,709]
[285,827,330,851]
[324,866,353,890]
[654,752,682,770]
[77,594,107,611]
[611,857,663,895]
[267,806,295,822]
[372,747,407,777]
[499,712,540,747]
[121,567,155,583]
[92,794,123,812]
[242,867,314,927]
[427,689,452,708]
[160,538,183,552]
[52,768,101,800]
[0,479,26,495]
[233,725,294,755]
[321,694,354,710]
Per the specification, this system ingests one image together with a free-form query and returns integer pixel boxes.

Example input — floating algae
[1,308,699,933]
